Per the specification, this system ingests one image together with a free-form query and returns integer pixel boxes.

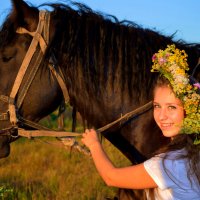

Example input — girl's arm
[81,129,157,189]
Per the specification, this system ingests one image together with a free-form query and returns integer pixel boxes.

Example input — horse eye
[2,56,13,62]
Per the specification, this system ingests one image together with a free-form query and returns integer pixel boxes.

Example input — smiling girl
[81,45,200,200]
[153,79,184,138]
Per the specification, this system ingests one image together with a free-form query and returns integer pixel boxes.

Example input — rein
[17,100,153,138]
[0,10,153,141]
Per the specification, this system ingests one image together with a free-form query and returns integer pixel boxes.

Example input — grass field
[0,115,131,200]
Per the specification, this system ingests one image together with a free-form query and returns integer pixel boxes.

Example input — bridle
[0,10,153,145]
[0,10,71,138]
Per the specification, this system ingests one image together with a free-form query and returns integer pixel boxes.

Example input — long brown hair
[147,76,200,200]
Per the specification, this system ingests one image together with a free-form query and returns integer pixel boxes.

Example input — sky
[0,0,199,43]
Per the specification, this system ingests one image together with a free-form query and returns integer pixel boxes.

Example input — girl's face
[153,86,184,138]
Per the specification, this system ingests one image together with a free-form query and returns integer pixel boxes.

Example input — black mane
[2,2,199,98]
[43,2,174,99]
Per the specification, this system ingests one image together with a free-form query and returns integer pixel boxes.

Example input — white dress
[143,149,200,200]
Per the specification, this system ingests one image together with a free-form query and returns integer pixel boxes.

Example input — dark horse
[0,0,200,199]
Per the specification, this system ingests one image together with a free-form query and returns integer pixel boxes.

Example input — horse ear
[11,0,39,31]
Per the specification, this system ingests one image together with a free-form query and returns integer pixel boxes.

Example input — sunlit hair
[153,75,172,94]
[153,75,200,186]
[145,75,200,200]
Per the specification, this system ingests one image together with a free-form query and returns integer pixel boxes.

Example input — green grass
[0,138,130,199]
[0,112,131,200]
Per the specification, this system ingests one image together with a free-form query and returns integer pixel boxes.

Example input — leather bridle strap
[0,9,70,135]
[97,101,153,133]
[16,12,50,109]
[48,62,69,103]
[8,11,50,125]
[0,95,14,121]
[18,129,82,138]
[15,101,152,138]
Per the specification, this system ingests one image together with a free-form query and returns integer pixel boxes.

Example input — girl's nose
[158,108,168,120]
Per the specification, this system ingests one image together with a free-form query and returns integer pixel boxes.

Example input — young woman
[81,45,200,200]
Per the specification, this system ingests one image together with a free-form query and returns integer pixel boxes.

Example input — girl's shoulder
[145,148,188,177]
[144,148,200,199]
[158,148,187,159]
[144,149,187,177]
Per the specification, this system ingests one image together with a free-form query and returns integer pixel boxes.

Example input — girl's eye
[168,105,177,110]
[153,104,160,109]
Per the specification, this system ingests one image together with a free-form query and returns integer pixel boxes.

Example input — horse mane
[1,1,199,101]
[0,15,16,47]
[43,2,179,99]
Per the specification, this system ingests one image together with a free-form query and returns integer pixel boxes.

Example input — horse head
[0,0,64,157]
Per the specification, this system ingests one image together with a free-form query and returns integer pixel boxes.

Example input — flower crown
[151,44,200,145]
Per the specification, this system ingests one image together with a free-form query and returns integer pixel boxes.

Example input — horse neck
[48,12,158,126]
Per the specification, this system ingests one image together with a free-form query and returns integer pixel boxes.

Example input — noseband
[0,11,69,137]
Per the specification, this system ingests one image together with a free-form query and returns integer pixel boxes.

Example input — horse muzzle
[0,135,11,158]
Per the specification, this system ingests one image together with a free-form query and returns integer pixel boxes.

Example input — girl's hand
[81,129,100,150]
